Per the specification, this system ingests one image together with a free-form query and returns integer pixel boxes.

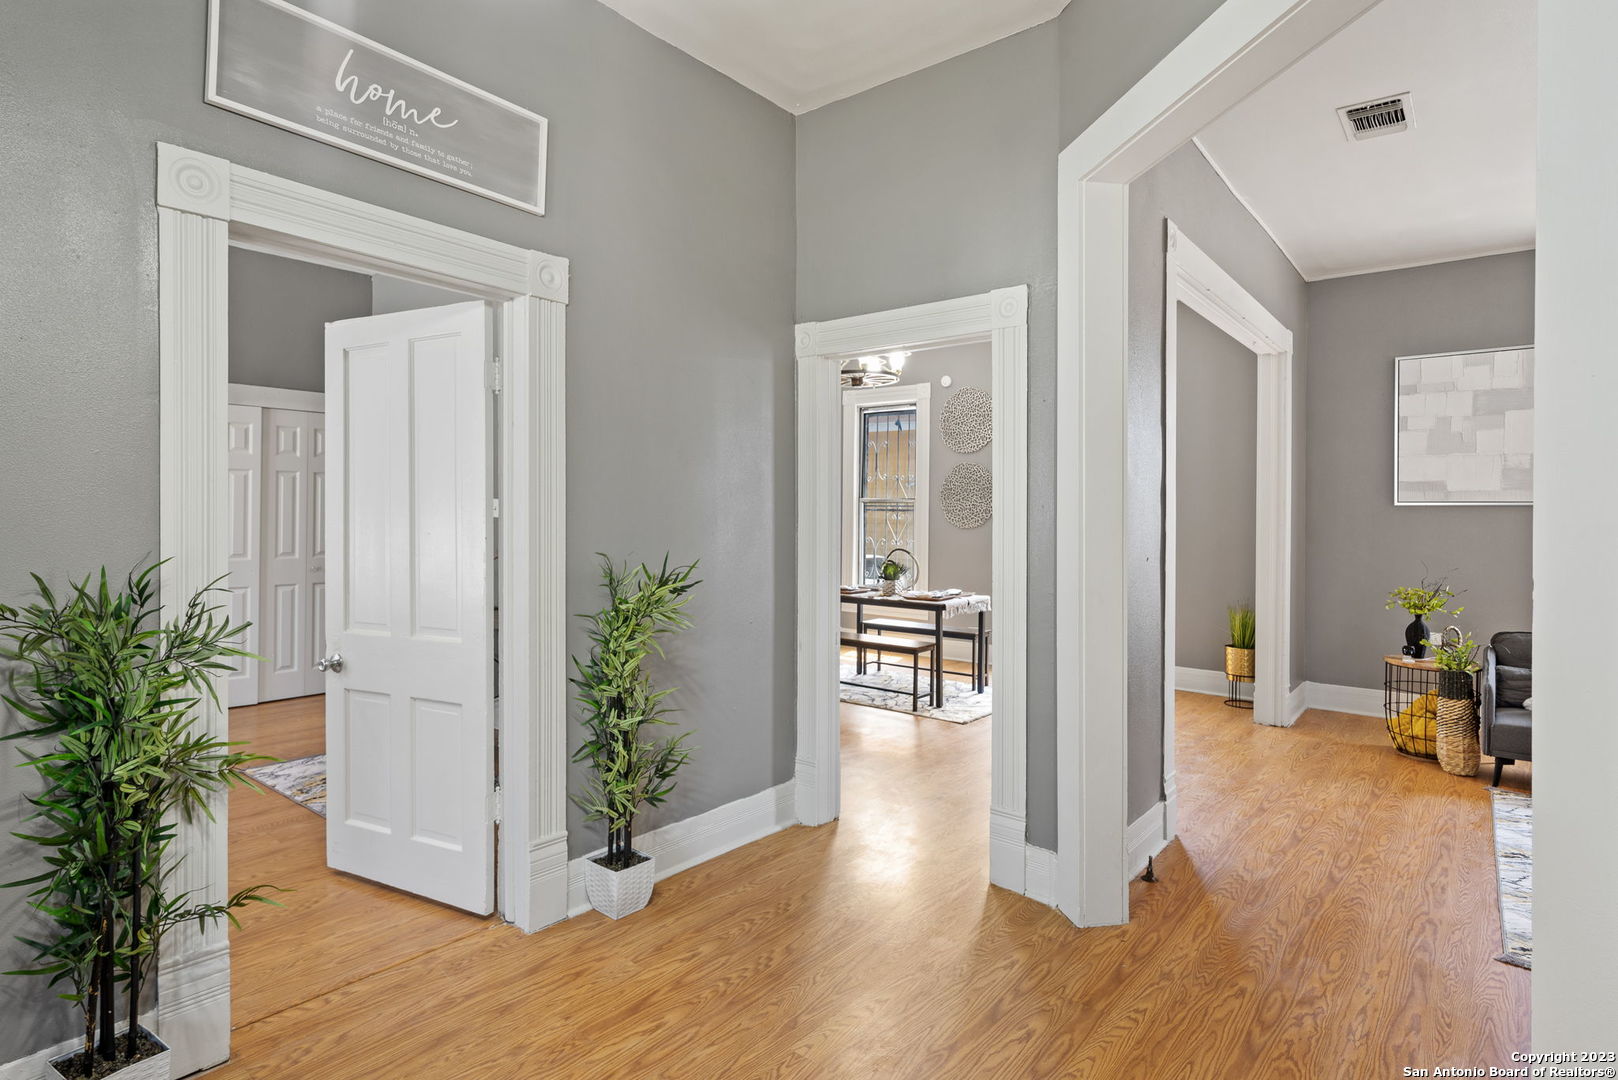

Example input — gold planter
[1224,646,1255,679]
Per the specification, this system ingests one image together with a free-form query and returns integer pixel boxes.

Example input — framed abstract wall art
[1394,346,1534,505]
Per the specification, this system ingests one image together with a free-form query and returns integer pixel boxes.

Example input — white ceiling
[1195,0,1535,281]
[591,0,1069,114]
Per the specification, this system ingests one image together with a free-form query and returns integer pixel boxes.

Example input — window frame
[842,383,930,589]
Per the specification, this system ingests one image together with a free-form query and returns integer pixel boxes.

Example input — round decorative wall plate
[939,387,992,454]
[940,463,992,529]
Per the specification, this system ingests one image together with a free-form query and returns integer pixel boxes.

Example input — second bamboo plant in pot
[1431,626,1482,777]
[1225,604,1256,681]
[573,554,699,919]
[1,565,280,1080]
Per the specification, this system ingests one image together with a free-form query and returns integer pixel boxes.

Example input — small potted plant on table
[573,555,699,919]
[1,566,280,1079]
[1431,625,1482,776]
[1386,577,1462,659]
[877,556,904,597]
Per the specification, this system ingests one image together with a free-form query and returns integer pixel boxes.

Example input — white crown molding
[1304,243,1538,283]
[1189,136,1309,282]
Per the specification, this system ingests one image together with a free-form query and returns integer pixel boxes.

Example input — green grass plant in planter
[572,555,699,919]
[1224,603,1256,680]
[1,565,281,1079]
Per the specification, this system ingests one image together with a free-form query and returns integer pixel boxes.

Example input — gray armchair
[1481,631,1532,785]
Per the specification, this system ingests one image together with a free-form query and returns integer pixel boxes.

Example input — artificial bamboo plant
[1,565,279,1077]
[571,555,699,870]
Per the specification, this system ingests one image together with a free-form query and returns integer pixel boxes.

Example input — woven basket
[1224,646,1255,679]
[1435,695,1480,776]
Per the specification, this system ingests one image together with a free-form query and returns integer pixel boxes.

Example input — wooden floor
[226,697,491,1030]
[212,691,1528,1078]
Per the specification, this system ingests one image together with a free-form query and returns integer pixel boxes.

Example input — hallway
[209,695,1527,1078]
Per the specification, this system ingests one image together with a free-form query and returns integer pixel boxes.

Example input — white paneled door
[225,405,262,708]
[259,408,327,702]
[324,302,496,914]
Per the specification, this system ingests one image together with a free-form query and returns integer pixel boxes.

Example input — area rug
[244,754,327,818]
[1489,788,1532,969]
[839,664,991,724]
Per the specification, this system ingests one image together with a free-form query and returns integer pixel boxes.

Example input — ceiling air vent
[1336,93,1411,141]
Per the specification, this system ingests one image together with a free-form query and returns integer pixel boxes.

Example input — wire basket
[1383,657,1440,758]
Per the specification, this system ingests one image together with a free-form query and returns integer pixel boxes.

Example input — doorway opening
[221,248,498,1030]
[154,143,569,1075]
[794,287,1033,898]
[1159,224,1296,851]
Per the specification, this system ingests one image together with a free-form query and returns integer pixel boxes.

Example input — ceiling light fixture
[839,351,911,388]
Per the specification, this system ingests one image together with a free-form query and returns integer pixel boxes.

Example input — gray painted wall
[228,248,372,392]
[911,345,994,601]
[0,0,793,1058]
[1305,252,1535,689]
[1126,142,1309,820]
[796,23,1061,844]
[1057,0,1224,146]
[1176,306,1257,672]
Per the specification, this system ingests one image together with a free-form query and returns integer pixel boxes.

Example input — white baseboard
[1301,680,1382,718]
[1175,667,1382,720]
[1127,802,1169,878]
[1173,666,1228,696]
[1023,844,1057,906]
[1286,681,1309,725]
[566,781,797,916]
[989,807,1027,894]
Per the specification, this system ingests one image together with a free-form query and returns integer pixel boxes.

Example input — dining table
[839,588,993,705]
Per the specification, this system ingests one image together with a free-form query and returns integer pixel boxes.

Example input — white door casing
[795,286,1029,896]
[158,143,568,1076]
[224,404,261,708]
[1054,0,1380,927]
[1160,221,1295,847]
[324,301,495,915]
[259,408,326,702]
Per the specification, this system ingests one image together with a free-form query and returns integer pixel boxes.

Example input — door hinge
[491,497,501,519]
[490,785,503,825]
[489,357,504,394]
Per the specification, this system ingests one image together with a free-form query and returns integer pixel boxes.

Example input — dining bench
[859,616,990,694]
[840,631,936,712]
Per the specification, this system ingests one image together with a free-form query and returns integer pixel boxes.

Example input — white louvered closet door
[225,404,262,708]
[259,407,326,702]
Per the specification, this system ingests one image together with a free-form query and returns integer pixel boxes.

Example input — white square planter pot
[49,1028,172,1080]
[585,851,656,919]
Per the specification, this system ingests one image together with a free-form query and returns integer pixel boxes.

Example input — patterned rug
[244,754,327,818]
[1489,788,1532,969]
[839,664,992,724]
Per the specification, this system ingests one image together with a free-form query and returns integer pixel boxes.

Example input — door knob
[316,652,344,673]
